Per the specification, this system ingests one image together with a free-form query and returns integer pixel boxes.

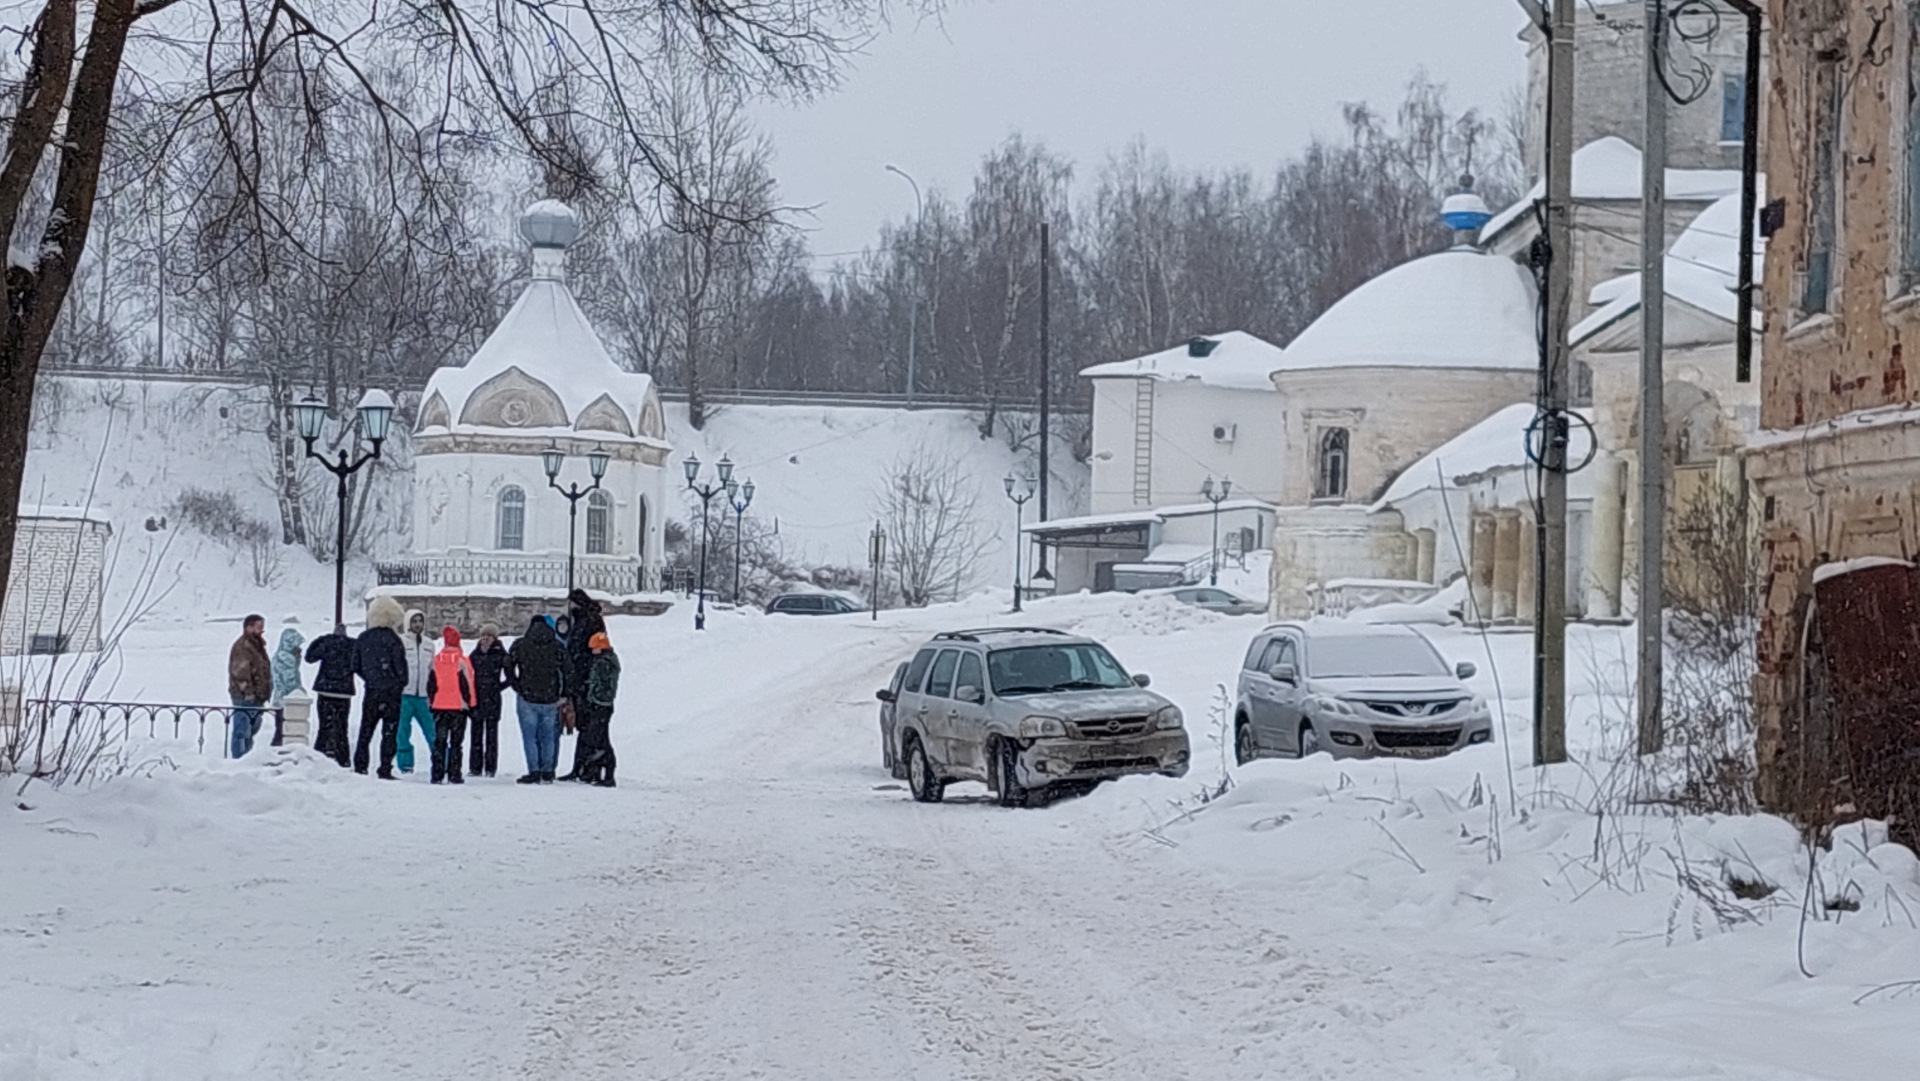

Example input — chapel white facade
[400,201,671,596]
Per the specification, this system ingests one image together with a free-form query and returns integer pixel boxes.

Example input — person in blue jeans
[394,608,437,773]
[226,614,272,758]
[507,615,568,784]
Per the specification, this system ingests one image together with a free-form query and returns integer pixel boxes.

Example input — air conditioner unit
[1212,424,1238,444]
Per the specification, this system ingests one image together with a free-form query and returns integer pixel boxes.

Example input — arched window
[1316,428,1349,500]
[586,490,612,555]
[636,496,650,557]
[496,486,526,550]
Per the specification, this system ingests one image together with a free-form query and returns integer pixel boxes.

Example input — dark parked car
[767,592,862,615]
[879,661,909,779]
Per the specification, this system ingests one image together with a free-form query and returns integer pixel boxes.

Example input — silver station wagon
[1233,621,1494,762]
[877,628,1190,806]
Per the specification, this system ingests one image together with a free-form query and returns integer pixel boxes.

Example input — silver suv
[1233,621,1493,762]
[876,628,1190,806]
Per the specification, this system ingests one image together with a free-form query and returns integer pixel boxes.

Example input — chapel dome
[519,199,582,250]
[1279,249,1539,373]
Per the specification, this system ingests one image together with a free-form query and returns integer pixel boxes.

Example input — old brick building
[1749,1,1920,836]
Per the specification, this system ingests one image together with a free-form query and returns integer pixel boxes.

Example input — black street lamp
[1004,473,1034,613]
[726,476,755,605]
[1200,475,1233,586]
[294,389,395,628]
[543,441,610,596]
[868,522,887,621]
[684,453,734,630]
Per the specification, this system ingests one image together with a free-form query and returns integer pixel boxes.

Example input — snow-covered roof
[1571,186,1767,347]
[17,504,110,526]
[1022,499,1275,536]
[1373,403,1561,509]
[1078,331,1283,391]
[420,203,663,446]
[1480,137,1745,241]
[1277,249,1539,373]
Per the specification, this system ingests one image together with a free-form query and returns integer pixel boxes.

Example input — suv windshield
[1307,634,1448,678]
[988,644,1132,695]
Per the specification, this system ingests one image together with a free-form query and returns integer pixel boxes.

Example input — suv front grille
[1070,716,1150,739]
[1373,726,1462,749]
[1359,699,1464,719]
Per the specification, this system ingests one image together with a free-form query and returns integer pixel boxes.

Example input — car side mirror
[955,685,986,704]
[876,689,896,703]
[1268,662,1297,684]
[1455,661,1477,680]
[1131,673,1152,688]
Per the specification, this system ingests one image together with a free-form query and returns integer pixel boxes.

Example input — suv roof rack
[932,627,1069,642]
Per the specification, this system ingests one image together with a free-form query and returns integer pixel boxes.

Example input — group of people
[225,589,622,787]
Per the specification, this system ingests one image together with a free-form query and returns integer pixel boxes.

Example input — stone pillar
[1586,454,1627,618]
[1414,528,1437,584]
[279,690,312,748]
[1491,510,1522,622]
[1516,511,1538,625]
[1468,511,1496,623]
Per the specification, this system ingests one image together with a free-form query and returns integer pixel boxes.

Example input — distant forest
[42,74,1520,432]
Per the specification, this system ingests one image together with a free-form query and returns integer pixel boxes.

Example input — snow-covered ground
[4,588,1917,1079]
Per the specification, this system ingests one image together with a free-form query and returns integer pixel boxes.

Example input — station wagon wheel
[995,738,1027,808]
[1297,723,1322,759]
[906,734,943,803]
[1234,717,1256,765]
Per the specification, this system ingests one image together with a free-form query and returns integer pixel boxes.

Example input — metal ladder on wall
[1131,379,1154,506]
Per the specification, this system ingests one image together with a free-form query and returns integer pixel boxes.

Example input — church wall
[413,449,664,570]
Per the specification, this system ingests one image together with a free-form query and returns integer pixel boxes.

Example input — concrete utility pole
[1536,0,1576,766]
[1636,0,1668,755]
[1035,221,1053,580]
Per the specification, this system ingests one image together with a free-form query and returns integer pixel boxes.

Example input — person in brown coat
[228,614,273,758]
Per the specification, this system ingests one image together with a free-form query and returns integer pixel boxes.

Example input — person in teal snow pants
[394,608,438,773]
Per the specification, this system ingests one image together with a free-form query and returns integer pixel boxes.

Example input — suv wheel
[994,738,1027,808]
[1298,723,1322,759]
[1234,717,1256,765]
[905,734,944,803]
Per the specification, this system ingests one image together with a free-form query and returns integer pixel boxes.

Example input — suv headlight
[1151,705,1184,731]
[1304,694,1356,716]
[1466,695,1490,716]
[1018,716,1067,739]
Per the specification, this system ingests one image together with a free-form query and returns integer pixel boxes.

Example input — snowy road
[6,594,1918,1079]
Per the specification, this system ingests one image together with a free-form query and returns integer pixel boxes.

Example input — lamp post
[684,453,733,630]
[1200,475,1232,586]
[543,441,610,596]
[868,522,887,621]
[1004,474,1034,613]
[293,388,395,628]
[885,164,922,408]
[726,476,755,605]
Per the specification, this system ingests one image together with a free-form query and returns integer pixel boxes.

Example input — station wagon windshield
[1307,635,1448,678]
[988,644,1132,695]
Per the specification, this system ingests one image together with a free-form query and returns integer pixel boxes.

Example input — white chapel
[403,201,672,595]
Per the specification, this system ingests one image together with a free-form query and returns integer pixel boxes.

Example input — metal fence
[5,699,273,771]
[376,556,650,595]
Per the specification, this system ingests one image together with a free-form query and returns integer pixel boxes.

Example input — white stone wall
[412,450,666,570]
[1087,377,1284,515]
[3,516,110,656]
[1268,505,1415,617]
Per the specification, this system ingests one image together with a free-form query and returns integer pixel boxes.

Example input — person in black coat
[352,595,409,778]
[507,615,569,783]
[304,623,358,767]
[556,589,606,782]
[466,622,511,778]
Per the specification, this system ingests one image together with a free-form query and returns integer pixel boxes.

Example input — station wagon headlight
[1019,715,1067,739]
[1151,705,1184,730]
[1304,694,1355,716]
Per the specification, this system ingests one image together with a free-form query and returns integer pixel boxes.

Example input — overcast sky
[750,0,1533,261]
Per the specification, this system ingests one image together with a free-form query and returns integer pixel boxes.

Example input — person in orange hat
[576,630,621,787]
[426,624,477,784]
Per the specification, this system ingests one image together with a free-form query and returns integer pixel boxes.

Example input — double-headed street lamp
[684,453,733,630]
[293,389,395,628]
[1200,475,1233,586]
[884,164,923,408]
[1004,473,1035,613]
[727,476,755,605]
[543,441,611,596]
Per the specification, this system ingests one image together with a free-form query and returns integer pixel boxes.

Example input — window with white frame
[586,490,612,555]
[497,486,526,550]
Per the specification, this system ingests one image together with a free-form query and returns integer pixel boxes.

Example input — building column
[1516,511,1538,625]
[1586,454,1627,619]
[1492,510,1522,622]
[1414,528,1437,584]
[1469,511,1496,623]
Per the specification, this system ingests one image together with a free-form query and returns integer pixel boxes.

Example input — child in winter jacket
[426,626,477,785]
[576,631,620,788]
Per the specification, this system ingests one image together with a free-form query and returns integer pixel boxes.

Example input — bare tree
[0,0,931,643]
[875,444,986,607]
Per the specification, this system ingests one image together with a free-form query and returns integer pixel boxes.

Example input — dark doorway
[1810,561,1920,847]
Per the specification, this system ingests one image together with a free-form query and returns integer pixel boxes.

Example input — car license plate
[1394,747,1448,759]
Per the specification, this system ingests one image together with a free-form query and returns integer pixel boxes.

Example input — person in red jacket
[426,625,477,785]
